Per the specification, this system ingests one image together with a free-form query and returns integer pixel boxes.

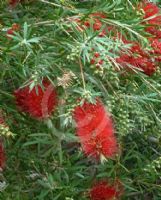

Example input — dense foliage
[0,0,161,199]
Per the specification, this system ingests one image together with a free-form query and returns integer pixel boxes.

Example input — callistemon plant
[0,0,161,199]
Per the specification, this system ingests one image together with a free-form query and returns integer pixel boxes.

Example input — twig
[78,57,86,90]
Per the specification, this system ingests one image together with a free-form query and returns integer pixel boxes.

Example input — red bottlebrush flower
[116,53,156,76]
[142,2,159,19]
[148,16,161,25]
[133,57,156,76]
[145,27,161,39]
[14,79,57,120]
[150,38,161,54]
[155,56,161,62]
[90,180,123,200]
[0,143,5,170]
[149,38,161,64]
[116,37,157,76]
[130,43,148,57]
[141,2,161,25]
[145,26,161,39]
[73,99,118,159]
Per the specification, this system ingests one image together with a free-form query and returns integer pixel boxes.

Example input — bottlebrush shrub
[0,0,161,199]
[14,79,57,120]
[90,180,123,200]
[73,99,118,160]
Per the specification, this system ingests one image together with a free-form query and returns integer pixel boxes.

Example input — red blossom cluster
[90,180,123,200]
[116,39,156,76]
[7,23,20,39]
[83,13,108,37]
[88,21,156,75]
[116,2,161,76]
[73,99,118,160]
[142,1,161,26]
[142,2,161,61]
[73,2,161,76]
[14,79,57,120]
[71,12,109,37]
[90,52,104,69]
